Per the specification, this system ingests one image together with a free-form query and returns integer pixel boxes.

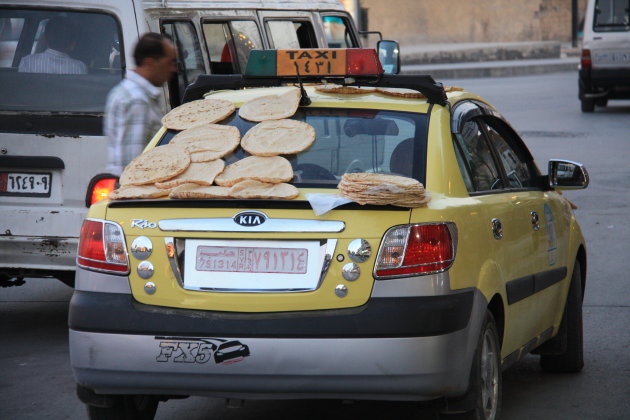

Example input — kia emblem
[233,211,266,227]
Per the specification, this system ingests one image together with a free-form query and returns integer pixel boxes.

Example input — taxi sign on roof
[245,49,383,78]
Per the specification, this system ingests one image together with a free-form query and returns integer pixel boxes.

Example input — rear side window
[159,108,429,187]
[321,15,358,48]
[453,120,503,192]
[0,8,123,112]
[202,20,263,74]
[266,20,317,49]
[594,0,630,32]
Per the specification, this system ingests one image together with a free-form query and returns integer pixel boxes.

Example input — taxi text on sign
[277,49,346,76]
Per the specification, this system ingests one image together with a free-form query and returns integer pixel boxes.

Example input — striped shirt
[18,48,87,74]
[104,70,165,176]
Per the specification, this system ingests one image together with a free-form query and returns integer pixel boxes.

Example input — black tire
[595,98,608,107]
[581,98,595,112]
[87,395,158,420]
[540,261,584,373]
[441,311,502,420]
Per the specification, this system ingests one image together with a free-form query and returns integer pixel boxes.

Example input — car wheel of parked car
[580,98,595,113]
[88,395,158,420]
[441,311,502,420]
[540,261,584,373]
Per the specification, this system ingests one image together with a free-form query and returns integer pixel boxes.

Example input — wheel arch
[576,244,587,301]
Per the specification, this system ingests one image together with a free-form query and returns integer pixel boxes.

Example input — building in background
[345,0,587,47]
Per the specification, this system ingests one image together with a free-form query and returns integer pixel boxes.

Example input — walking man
[104,33,177,175]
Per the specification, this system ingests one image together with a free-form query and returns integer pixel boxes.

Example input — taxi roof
[204,85,461,113]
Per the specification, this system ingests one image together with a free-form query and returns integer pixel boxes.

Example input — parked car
[0,0,373,288]
[579,0,630,112]
[69,48,588,420]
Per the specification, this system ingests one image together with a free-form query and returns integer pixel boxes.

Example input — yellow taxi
[69,49,589,420]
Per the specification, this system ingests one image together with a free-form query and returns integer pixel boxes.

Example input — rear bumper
[579,67,630,98]
[69,289,487,400]
[0,235,77,273]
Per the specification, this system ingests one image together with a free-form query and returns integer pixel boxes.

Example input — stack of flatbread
[315,85,376,94]
[338,173,430,208]
[109,87,318,202]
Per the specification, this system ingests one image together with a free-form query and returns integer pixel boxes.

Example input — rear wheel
[540,261,584,373]
[441,311,502,420]
[595,98,608,107]
[87,395,159,420]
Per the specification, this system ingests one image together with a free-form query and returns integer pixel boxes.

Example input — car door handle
[491,218,503,240]
[530,211,540,231]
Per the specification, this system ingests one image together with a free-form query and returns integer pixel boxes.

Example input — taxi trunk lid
[105,199,411,312]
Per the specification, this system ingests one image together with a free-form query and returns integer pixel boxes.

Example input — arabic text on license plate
[196,246,308,274]
[0,172,51,196]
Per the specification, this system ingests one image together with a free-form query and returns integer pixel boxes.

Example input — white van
[0,0,376,288]
[579,0,630,112]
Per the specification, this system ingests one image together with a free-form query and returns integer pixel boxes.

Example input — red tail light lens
[89,178,117,206]
[77,219,129,274]
[374,223,456,278]
[580,49,592,70]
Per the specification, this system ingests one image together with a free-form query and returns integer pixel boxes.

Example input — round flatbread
[119,144,190,186]
[161,98,235,130]
[109,184,171,200]
[241,119,315,156]
[168,183,232,199]
[229,180,299,200]
[238,87,301,122]
[170,123,240,156]
[155,160,225,189]
[375,88,426,99]
[316,84,376,94]
[215,156,293,187]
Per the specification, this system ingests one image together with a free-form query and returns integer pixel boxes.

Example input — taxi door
[479,118,565,350]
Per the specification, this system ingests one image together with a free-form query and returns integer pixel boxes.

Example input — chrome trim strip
[159,218,345,233]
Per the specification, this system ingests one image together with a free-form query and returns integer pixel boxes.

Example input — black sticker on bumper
[155,337,250,365]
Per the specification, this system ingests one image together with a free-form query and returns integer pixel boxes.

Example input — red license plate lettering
[196,246,308,274]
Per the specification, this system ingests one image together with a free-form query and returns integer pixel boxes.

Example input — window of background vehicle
[161,21,205,103]
[266,20,317,49]
[0,8,122,113]
[202,20,262,74]
[321,15,357,48]
[159,108,429,186]
[453,120,503,192]
[594,0,630,31]
[481,121,535,189]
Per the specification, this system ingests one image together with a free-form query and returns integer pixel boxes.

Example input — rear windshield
[594,0,630,31]
[0,8,123,112]
[159,108,429,187]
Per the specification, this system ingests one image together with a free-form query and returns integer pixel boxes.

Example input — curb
[401,58,579,79]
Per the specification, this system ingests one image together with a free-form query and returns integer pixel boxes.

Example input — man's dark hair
[133,32,170,66]
[45,17,80,53]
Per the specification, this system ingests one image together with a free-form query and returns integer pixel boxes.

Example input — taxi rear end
[69,49,588,420]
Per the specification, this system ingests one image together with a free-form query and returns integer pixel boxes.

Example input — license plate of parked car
[0,172,51,196]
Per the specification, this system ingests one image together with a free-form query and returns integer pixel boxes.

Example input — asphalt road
[1,71,629,420]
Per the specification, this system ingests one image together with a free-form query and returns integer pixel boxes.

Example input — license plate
[0,172,51,197]
[183,239,322,291]
[593,51,630,65]
[196,246,308,274]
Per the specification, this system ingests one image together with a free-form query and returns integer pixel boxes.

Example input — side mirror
[548,159,589,189]
[377,40,400,75]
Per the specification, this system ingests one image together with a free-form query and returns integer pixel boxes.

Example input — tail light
[86,176,118,207]
[580,49,592,70]
[77,219,129,274]
[374,223,456,279]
